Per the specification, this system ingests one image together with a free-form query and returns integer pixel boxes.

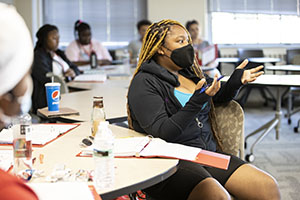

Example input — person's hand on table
[64,68,76,78]
[237,59,264,84]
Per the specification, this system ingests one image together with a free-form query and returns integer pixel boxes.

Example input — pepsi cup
[45,82,61,112]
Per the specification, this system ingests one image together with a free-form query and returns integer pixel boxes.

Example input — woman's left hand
[236,59,264,84]
[64,68,76,78]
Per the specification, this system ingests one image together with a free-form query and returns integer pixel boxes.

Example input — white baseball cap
[0,3,33,96]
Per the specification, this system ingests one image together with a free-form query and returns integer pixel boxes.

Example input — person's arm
[56,49,80,76]
[31,49,52,85]
[94,41,112,64]
[0,170,38,200]
[212,69,244,104]
[213,59,264,103]
[129,75,211,142]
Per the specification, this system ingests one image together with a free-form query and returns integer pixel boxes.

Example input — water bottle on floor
[12,113,33,181]
[93,121,114,189]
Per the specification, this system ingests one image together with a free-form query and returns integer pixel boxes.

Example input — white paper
[28,182,95,200]
[0,124,78,145]
[74,74,107,82]
[0,150,13,171]
[140,139,201,160]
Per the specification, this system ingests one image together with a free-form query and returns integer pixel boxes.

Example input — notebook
[38,107,79,118]
[78,136,230,170]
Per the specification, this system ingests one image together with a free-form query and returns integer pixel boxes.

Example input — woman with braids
[65,20,112,66]
[127,20,280,200]
[31,24,80,114]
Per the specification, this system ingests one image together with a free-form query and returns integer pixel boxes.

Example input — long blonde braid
[127,19,223,150]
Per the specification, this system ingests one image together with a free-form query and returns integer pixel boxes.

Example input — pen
[200,75,225,94]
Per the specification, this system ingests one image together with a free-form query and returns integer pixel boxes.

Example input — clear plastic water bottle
[123,49,130,66]
[93,121,114,190]
[12,113,33,181]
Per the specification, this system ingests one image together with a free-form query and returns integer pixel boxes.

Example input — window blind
[209,0,298,15]
[43,0,147,45]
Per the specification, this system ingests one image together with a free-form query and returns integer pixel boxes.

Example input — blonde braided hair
[127,19,223,150]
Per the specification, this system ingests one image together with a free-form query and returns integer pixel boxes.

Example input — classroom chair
[285,49,300,131]
[128,100,245,199]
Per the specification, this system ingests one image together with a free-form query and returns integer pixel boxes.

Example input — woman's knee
[260,175,281,200]
[188,178,231,200]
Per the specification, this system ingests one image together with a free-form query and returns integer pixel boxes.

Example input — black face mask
[164,44,194,69]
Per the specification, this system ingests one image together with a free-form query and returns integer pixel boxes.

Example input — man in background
[128,19,152,64]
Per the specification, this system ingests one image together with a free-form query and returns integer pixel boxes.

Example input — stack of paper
[74,74,107,82]
[0,124,79,146]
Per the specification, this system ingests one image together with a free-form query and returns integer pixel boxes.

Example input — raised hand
[236,59,264,84]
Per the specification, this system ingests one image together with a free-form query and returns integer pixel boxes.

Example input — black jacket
[31,48,80,114]
[128,60,244,151]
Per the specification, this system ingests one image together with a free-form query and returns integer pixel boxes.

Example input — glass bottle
[90,51,98,69]
[91,96,106,137]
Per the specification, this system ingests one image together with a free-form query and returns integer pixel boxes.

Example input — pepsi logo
[51,90,60,99]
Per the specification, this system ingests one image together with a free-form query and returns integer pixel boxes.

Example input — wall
[0,0,42,41]
[147,0,209,39]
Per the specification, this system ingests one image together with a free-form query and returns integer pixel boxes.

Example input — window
[209,0,300,44]
[43,0,147,48]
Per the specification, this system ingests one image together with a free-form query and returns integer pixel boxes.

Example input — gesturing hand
[236,59,264,84]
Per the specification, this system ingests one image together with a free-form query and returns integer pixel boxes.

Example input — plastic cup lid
[45,82,61,87]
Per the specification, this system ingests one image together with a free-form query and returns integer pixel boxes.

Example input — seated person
[127,19,280,200]
[127,19,152,64]
[31,24,80,114]
[186,19,221,78]
[65,20,112,66]
[0,3,38,199]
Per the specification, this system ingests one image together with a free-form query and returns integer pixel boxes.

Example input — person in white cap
[0,3,38,199]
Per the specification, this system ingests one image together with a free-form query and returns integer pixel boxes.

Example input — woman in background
[186,20,221,78]
[65,20,112,66]
[31,24,80,114]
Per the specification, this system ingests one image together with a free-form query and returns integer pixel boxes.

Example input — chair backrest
[45,72,69,94]
[237,49,264,60]
[214,100,244,159]
[286,49,300,64]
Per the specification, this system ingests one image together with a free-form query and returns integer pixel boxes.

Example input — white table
[265,65,300,74]
[1,123,178,200]
[248,57,281,66]
[61,79,130,122]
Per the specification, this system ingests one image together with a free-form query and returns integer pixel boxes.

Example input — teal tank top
[174,89,193,107]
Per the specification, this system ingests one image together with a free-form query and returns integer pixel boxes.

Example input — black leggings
[144,154,246,200]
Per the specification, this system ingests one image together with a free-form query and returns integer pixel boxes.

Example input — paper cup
[45,82,61,112]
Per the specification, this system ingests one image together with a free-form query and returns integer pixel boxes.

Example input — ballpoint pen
[199,75,225,94]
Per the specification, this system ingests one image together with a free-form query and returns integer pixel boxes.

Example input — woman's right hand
[195,74,221,96]
[205,74,221,96]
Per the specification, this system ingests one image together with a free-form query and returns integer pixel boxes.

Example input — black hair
[185,20,199,31]
[35,24,58,50]
[74,20,91,40]
[137,19,152,30]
